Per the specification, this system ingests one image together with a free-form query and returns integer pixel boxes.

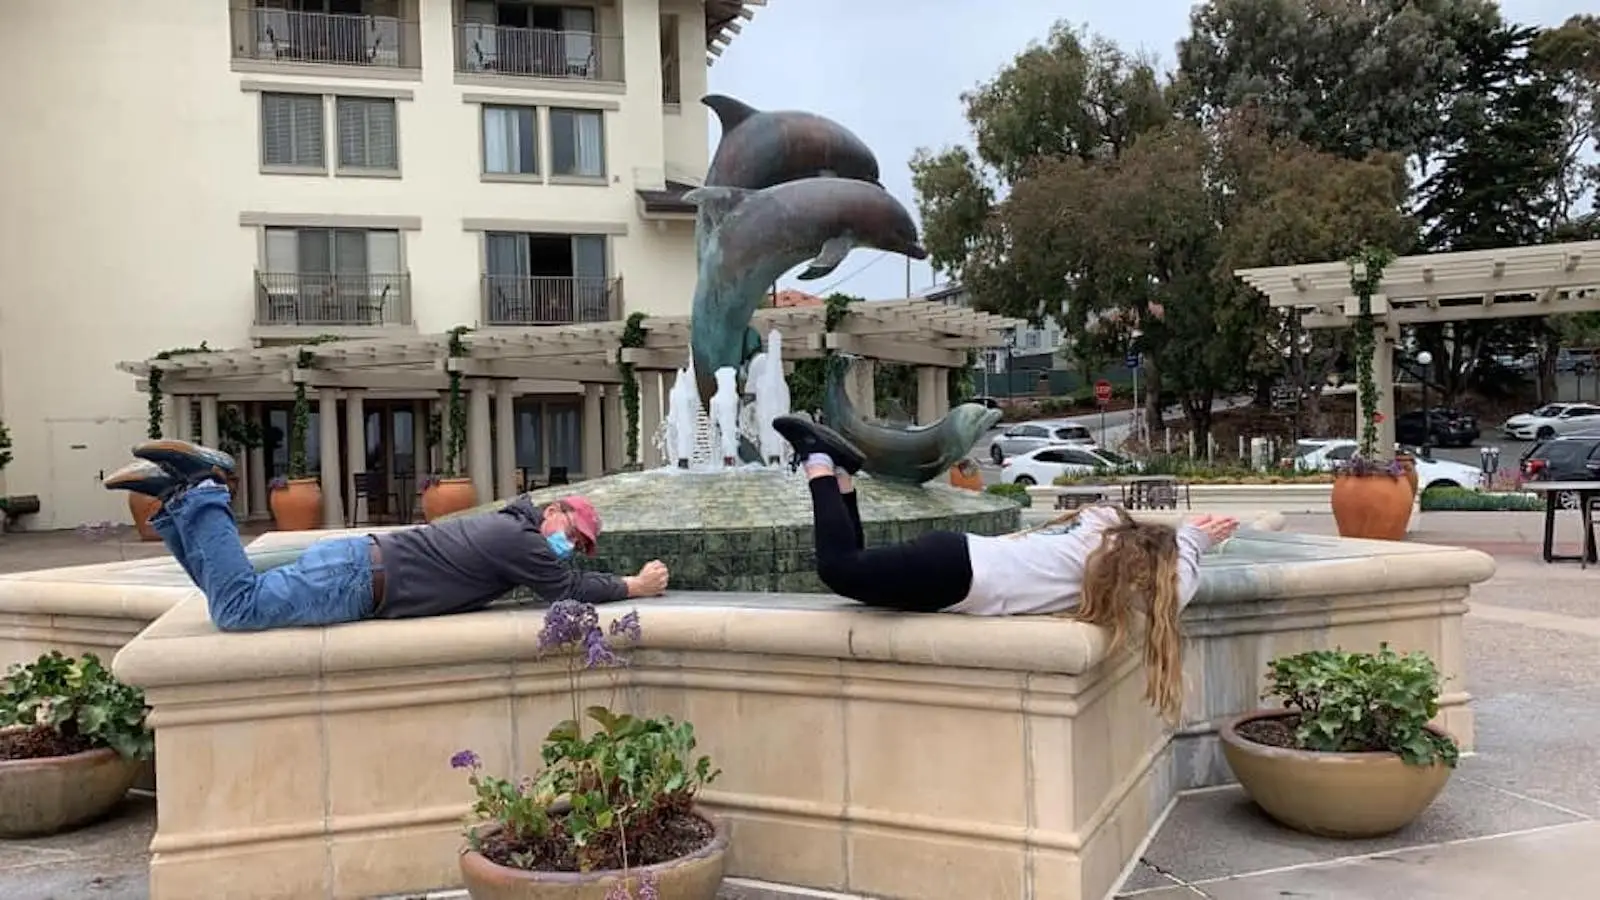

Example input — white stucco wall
[0,0,711,529]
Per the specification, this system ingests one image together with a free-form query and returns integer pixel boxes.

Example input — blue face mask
[547,531,576,559]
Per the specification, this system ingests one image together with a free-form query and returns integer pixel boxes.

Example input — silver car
[988,419,1095,463]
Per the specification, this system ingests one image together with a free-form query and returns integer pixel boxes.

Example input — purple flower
[582,629,624,669]
[538,599,600,650]
[75,521,125,543]
[268,475,289,492]
[638,874,660,900]
[608,610,642,643]
[603,883,632,900]
[450,749,481,770]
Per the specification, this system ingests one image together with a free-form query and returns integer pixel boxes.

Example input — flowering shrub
[452,601,719,892]
[1331,455,1407,478]
[417,475,440,493]
[267,475,288,492]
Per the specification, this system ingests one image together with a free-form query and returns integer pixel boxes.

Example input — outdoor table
[1522,481,1600,565]
[1119,475,1190,510]
[1054,485,1115,510]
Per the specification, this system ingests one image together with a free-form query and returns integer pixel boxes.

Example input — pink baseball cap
[556,495,601,555]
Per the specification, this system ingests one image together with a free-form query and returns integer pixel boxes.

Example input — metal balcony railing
[482,275,621,326]
[231,8,420,69]
[455,24,624,82]
[255,272,412,327]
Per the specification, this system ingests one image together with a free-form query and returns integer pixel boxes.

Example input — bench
[0,494,40,531]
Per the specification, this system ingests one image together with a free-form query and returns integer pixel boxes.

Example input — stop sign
[1094,379,1113,405]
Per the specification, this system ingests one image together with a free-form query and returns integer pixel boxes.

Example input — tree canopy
[911,4,1600,440]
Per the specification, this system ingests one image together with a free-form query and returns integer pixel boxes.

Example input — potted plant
[269,349,323,530]
[1220,644,1459,839]
[451,600,727,899]
[0,651,154,838]
[422,326,479,521]
[1329,247,1414,540]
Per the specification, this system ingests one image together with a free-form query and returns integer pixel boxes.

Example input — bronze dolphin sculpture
[821,356,1002,484]
[702,94,881,192]
[685,178,928,406]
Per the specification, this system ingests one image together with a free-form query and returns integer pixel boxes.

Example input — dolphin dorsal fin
[702,94,759,134]
[683,185,755,228]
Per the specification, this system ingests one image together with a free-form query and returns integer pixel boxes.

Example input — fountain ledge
[50,527,1490,900]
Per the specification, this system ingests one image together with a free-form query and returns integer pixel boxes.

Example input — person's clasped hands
[1186,513,1240,547]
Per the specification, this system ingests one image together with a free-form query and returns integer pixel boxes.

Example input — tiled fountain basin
[83,526,1491,900]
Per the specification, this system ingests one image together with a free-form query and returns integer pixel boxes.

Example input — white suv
[1502,403,1600,441]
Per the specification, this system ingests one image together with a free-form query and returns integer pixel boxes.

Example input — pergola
[1235,240,1600,449]
[117,300,1022,527]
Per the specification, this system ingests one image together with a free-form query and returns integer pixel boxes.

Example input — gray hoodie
[370,496,629,619]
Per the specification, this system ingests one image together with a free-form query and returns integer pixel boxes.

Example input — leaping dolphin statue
[702,94,882,192]
[685,178,928,406]
[821,356,1002,485]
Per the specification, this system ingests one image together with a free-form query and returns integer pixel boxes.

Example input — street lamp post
[1416,350,1434,454]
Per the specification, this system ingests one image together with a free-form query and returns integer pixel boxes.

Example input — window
[1053,426,1091,441]
[1324,444,1356,461]
[260,227,403,325]
[1034,450,1067,465]
[261,92,325,169]
[483,231,611,325]
[482,105,538,175]
[336,97,398,171]
[659,14,681,103]
[1059,449,1102,467]
[549,108,605,177]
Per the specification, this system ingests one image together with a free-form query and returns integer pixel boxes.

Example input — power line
[809,251,892,295]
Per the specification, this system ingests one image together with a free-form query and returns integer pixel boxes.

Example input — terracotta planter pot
[0,731,143,838]
[1394,453,1420,497]
[1220,709,1452,839]
[127,494,162,542]
[422,477,479,522]
[1330,472,1413,541]
[269,478,323,531]
[458,813,728,900]
[949,461,984,491]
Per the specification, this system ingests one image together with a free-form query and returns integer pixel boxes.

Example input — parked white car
[1000,444,1140,486]
[1288,439,1483,490]
[1502,403,1600,441]
[988,419,1096,463]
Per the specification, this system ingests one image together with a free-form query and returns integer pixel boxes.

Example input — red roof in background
[772,289,823,308]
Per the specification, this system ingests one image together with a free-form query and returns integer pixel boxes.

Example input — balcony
[253,272,413,336]
[231,7,421,71]
[482,275,621,326]
[455,24,624,83]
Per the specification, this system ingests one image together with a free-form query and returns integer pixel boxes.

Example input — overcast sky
[705,0,1581,301]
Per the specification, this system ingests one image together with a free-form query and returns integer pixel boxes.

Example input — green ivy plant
[790,293,862,415]
[217,404,264,457]
[1262,644,1459,768]
[0,651,154,761]
[281,335,345,481]
[616,312,649,466]
[145,343,213,440]
[0,418,11,474]
[443,326,473,478]
[1347,246,1396,460]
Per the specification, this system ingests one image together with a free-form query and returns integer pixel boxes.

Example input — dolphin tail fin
[796,236,856,281]
[702,94,759,135]
[684,185,755,229]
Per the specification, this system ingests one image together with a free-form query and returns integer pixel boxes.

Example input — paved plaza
[1,511,1597,899]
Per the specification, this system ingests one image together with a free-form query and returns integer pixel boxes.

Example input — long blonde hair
[1020,505,1187,723]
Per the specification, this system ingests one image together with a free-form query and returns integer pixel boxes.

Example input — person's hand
[1186,514,1240,546]
[626,560,670,598]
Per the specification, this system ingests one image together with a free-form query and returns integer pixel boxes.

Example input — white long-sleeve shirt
[945,506,1211,616]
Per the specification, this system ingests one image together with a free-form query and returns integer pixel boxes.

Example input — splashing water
[658,329,793,472]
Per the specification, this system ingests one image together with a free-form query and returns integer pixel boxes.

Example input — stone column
[173,395,194,443]
[411,399,430,478]
[318,390,344,527]
[468,380,494,501]
[844,361,876,417]
[933,368,950,416]
[161,395,180,439]
[199,396,220,449]
[916,367,941,425]
[582,384,604,478]
[602,385,624,472]
[1364,324,1398,455]
[638,371,664,468]
[344,390,366,526]
[494,382,517,497]
[438,396,454,476]
[247,403,268,520]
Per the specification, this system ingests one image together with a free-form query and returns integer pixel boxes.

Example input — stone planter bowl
[459,813,728,900]
[1220,709,1453,839]
[0,733,143,838]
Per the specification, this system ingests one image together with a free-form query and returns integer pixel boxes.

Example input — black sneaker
[132,439,236,483]
[772,415,866,475]
[103,460,180,499]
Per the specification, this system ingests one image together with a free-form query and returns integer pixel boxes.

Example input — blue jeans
[152,482,376,631]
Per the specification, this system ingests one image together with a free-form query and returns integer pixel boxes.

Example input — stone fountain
[456,94,1019,590]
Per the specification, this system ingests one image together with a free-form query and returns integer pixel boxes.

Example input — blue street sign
[1125,352,1142,370]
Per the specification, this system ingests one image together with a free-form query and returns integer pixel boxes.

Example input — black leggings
[809,477,974,612]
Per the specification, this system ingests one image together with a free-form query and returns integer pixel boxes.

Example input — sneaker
[103,460,180,499]
[772,415,866,475]
[132,439,236,483]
